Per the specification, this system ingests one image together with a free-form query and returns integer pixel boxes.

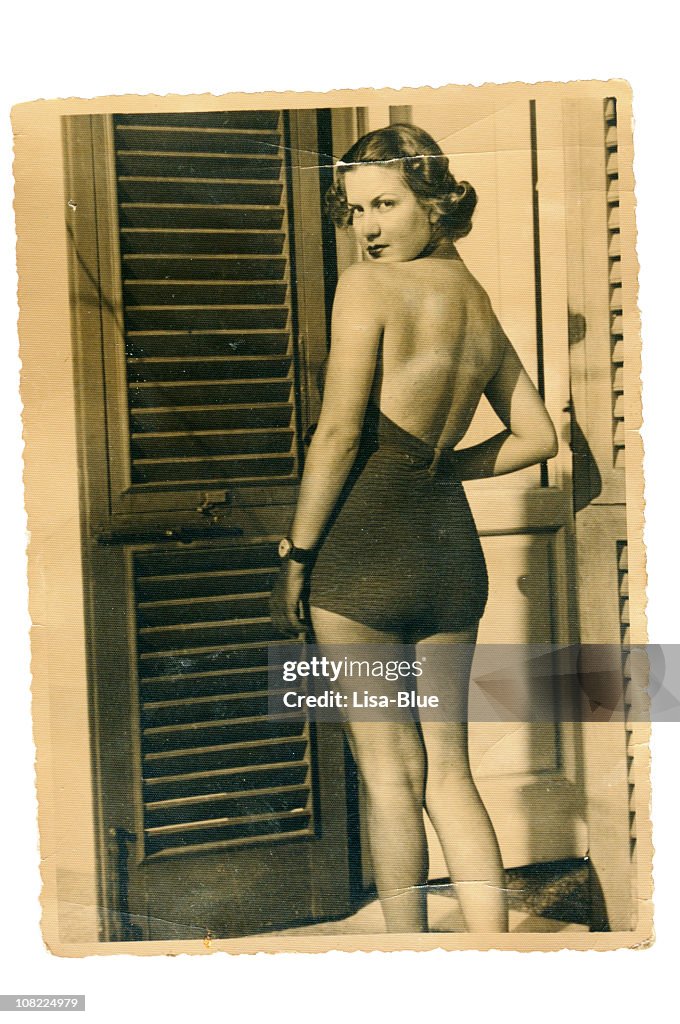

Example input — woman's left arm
[270,264,384,634]
[288,264,384,548]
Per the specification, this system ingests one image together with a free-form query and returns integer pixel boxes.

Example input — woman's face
[343,164,434,262]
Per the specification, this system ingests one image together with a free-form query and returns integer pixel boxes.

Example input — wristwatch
[278,537,315,566]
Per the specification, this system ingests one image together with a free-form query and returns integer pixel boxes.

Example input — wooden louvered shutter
[133,542,316,857]
[68,110,348,938]
[102,112,320,857]
[564,94,638,930]
[604,98,626,475]
[100,110,306,516]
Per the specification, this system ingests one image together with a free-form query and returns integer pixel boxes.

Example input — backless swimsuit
[308,401,488,637]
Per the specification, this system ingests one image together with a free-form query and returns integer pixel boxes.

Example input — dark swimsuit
[308,401,488,638]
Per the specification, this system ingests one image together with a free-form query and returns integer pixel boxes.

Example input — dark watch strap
[278,537,316,565]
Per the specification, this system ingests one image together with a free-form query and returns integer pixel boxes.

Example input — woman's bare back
[367,256,502,450]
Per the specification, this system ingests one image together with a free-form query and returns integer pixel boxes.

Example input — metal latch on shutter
[196,490,233,520]
[95,492,241,544]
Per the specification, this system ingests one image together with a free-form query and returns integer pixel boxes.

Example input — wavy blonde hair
[325,123,477,242]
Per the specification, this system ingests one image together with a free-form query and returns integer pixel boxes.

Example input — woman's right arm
[453,321,558,481]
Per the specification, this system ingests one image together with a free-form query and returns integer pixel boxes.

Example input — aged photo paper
[13,80,651,955]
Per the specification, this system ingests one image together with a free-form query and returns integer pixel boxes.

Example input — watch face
[278,538,292,559]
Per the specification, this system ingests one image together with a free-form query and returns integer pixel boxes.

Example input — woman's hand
[269,561,308,638]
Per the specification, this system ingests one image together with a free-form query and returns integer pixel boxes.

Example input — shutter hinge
[108,827,144,942]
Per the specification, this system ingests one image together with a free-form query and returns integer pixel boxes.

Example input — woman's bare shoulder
[337,261,389,289]
[330,263,390,338]
[334,262,392,312]
[336,259,496,321]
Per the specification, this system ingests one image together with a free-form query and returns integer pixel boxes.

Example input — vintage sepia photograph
[13,81,650,954]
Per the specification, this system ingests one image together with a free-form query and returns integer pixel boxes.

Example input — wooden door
[65,109,351,940]
[471,97,584,868]
[358,97,587,872]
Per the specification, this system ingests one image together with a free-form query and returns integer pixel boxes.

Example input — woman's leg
[310,605,429,933]
[416,626,509,932]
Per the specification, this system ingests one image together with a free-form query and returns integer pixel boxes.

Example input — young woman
[270,124,558,933]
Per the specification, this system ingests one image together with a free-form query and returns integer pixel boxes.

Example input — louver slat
[130,380,292,408]
[144,737,310,778]
[132,541,316,856]
[123,257,287,281]
[117,153,283,179]
[145,818,312,857]
[113,111,300,490]
[127,354,292,382]
[115,111,281,129]
[144,759,310,801]
[124,305,289,331]
[126,331,290,359]
[124,282,287,305]
[118,179,283,205]
[119,206,285,229]
[131,402,292,435]
[115,127,282,155]
[142,690,285,727]
[131,428,294,460]
[120,230,286,255]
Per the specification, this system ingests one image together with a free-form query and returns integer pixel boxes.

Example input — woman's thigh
[309,605,425,797]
